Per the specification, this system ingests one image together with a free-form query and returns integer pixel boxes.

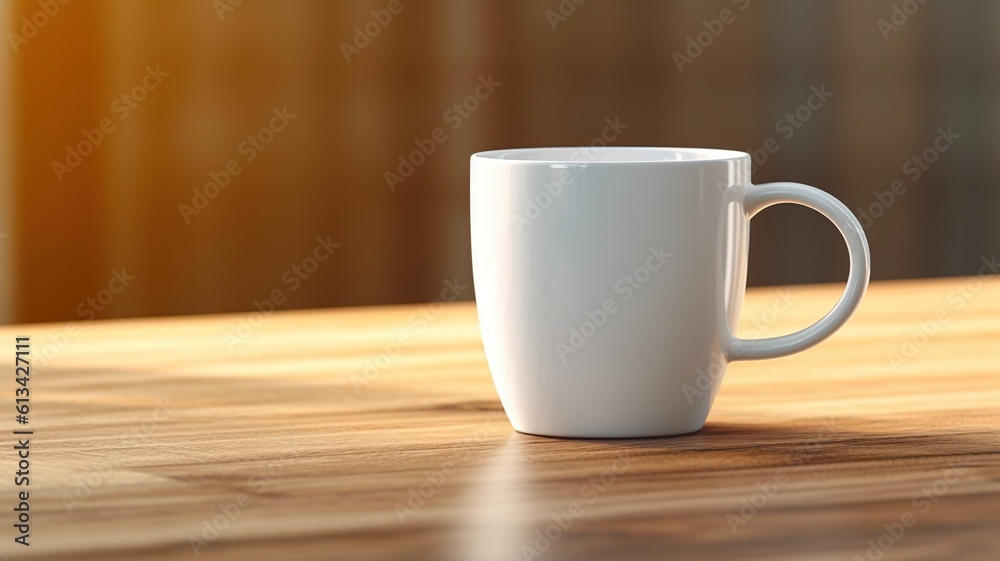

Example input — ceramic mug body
[471,147,869,438]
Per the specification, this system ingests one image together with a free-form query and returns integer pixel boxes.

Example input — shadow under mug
[471,147,870,438]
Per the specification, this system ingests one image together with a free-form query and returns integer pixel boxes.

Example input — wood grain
[1,276,999,560]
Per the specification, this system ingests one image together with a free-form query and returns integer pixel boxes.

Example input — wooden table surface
[2,276,999,560]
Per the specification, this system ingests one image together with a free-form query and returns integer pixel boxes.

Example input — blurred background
[1,0,998,324]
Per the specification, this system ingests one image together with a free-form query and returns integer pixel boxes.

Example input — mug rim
[472,146,749,165]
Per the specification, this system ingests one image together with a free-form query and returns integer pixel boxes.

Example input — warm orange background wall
[4,0,1000,323]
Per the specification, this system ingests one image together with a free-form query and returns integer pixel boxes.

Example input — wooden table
[2,276,999,560]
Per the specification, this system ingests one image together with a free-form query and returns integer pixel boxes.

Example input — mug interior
[473,146,748,163]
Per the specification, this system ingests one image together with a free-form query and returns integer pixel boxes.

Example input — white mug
[471,147,870,438]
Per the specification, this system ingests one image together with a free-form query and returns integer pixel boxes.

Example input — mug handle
[723,182,871,361]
